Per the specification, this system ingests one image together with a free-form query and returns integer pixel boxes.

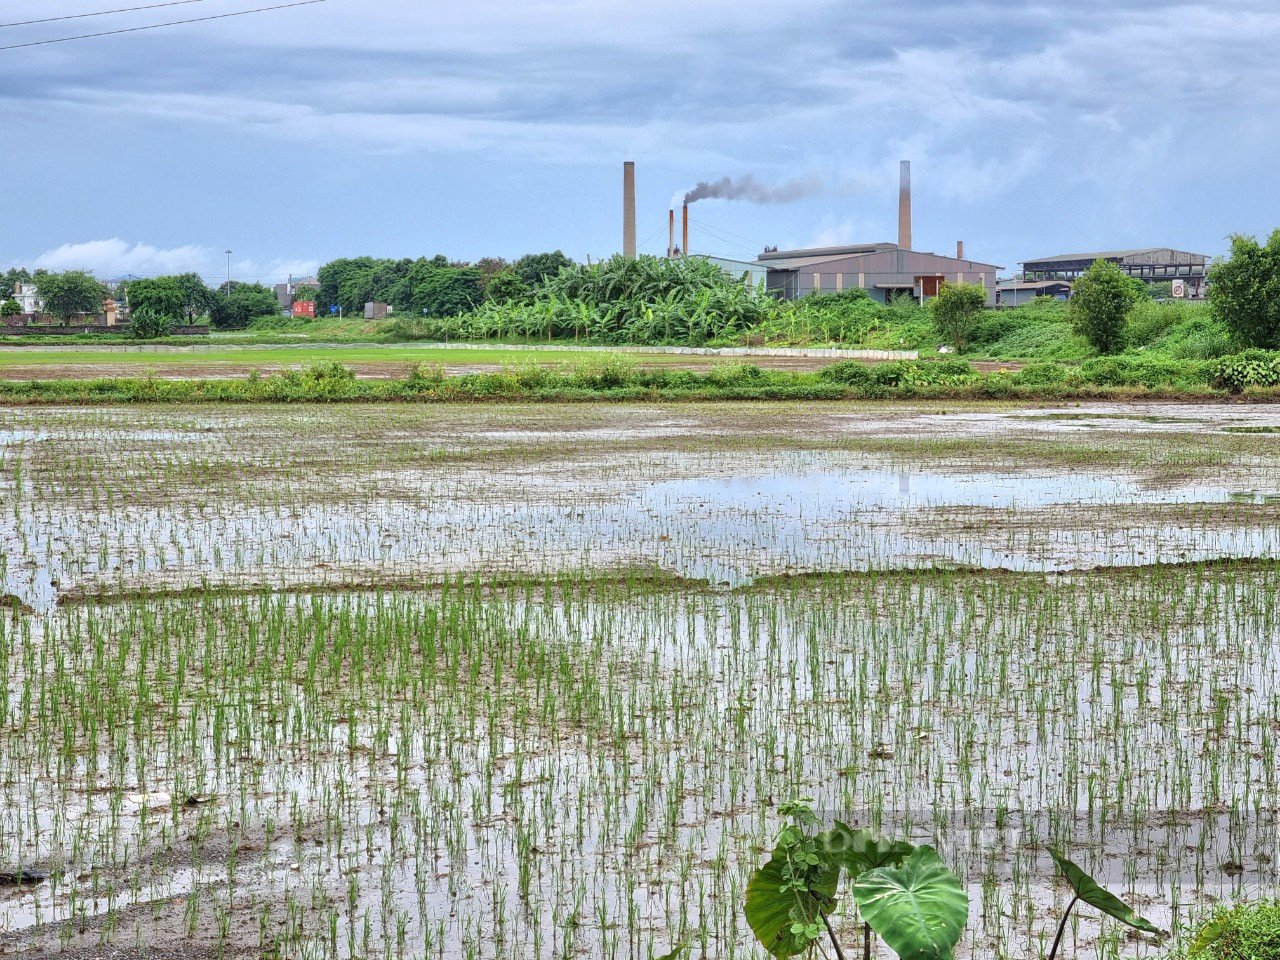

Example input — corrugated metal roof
[757,243,895,262]
[1022,249,1209,265]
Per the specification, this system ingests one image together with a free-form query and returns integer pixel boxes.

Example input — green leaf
[852,846,969,960]
[1048,848,1165,936]
[744,842,841,959]
[1188,916,1226,955]
[828,821,915,880]
[651,945,688,960]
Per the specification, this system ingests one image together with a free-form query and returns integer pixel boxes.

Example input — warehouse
[995,279,1072,307]
[1021,249,1210,299]
[755,242,1001,304]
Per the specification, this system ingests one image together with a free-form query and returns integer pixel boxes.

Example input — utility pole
[225,250,232,294]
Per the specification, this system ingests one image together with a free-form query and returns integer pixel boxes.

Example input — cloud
[22,239,317,285]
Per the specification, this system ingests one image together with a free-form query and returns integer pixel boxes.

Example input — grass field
[2,401,1278,959]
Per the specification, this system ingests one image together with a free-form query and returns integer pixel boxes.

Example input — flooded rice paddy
[1,401,1278,959]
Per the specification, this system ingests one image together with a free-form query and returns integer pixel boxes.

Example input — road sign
[1172,279,1187,299]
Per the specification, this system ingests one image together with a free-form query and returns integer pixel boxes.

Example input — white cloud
[24,239,317,285]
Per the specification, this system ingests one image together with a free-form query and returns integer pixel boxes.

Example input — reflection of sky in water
[5,462,1278,611]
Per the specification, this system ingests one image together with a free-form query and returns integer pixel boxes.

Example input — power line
[0,0,328,51]
[0,1,211,29]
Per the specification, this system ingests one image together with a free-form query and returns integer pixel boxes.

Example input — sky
[1,0,1277,284]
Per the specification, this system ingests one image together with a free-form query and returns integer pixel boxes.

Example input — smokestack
[898,160,912,251]
[957,240,965,260]
[623,161,637,257]
[668,209,675,258]
[682,203,690,257]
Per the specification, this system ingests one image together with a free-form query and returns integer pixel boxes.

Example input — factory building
[1021,249,1210,299]
[995,279,1072,307]
[756,242,1000,304]
[692,255,769,289]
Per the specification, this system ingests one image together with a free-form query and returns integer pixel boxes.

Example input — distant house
[1021,249,1210,299]
[750,243,1001,304]
[995,279,1073,307]
[13,282,41,314]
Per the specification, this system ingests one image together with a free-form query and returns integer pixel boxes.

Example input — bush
[1182,901,1280,960]
[930,282,988,352]
[130,306,173,340]
[1210,230,1280,349]
[1071,259,1140,354]
[818,361,873,386]
[1209,349,1280,393]
[1013,361,1068,386]
[1080,355,1203,388]
[0,299,21,317]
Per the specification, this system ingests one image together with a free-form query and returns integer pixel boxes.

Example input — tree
[317,257,377,313]
[514,250,574,288]
[0,299,21,317]
[36,271,106,323]
[485,270,532,305]
[1070,259,1139,354]
[930,282,988,352]
[292,284,318,303]
[211,283,280,329]
[125,277,186,322]
[1209,230,1280,349]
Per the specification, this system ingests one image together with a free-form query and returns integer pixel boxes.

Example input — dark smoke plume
[681,173,822,206]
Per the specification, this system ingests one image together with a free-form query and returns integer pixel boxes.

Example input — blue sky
[1,0,1277,283]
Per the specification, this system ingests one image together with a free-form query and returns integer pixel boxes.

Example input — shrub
[1209,349,1280,393]
[1182,901,1280,960]
[1210,231,1280,349]
[1013,361,1068,386]
[930,282,988,352]
[1080,355,1203,389]
[818,361,873,386]
[1071,260,1140,354]
[130,306,173,340]
[0,298,21,317]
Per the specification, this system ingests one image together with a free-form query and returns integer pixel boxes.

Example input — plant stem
[863,922,872,960]
[820,912,847,960]
[1047,897,1079,960]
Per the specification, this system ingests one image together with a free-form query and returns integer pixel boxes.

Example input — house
[13,282,41,314]
[274,275,320,311]
[752,243,1001,304]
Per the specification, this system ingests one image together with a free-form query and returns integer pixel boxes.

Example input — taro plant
[1046,848,1165,960]
[744,800,968,960]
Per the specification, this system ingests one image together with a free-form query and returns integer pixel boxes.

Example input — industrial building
[1021,249,1211,299]
[756,241,1000,303]
[995,279,1072,307]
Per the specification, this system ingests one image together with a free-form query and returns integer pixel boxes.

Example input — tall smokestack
[682,203,690,257]
[898,160,912,251]
[668,209,675,258]
[957,240,965,260]
[623,161,637,257]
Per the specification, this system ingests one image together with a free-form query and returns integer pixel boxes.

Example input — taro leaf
[744,842,841,959]
[1048,848,1165,936]
[852,846,969,960]
[829,821,915,881]
[652,946,688,960]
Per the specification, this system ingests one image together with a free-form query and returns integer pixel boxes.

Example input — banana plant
[1046,848,1165,960]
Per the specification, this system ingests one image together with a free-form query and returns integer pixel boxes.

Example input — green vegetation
[1180,903,1280,960]
[929,281,987,352]
[1071,259,1143,354]
[1210,231,1280,349]
[5,351,1280,404]
[33,269,106,321]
